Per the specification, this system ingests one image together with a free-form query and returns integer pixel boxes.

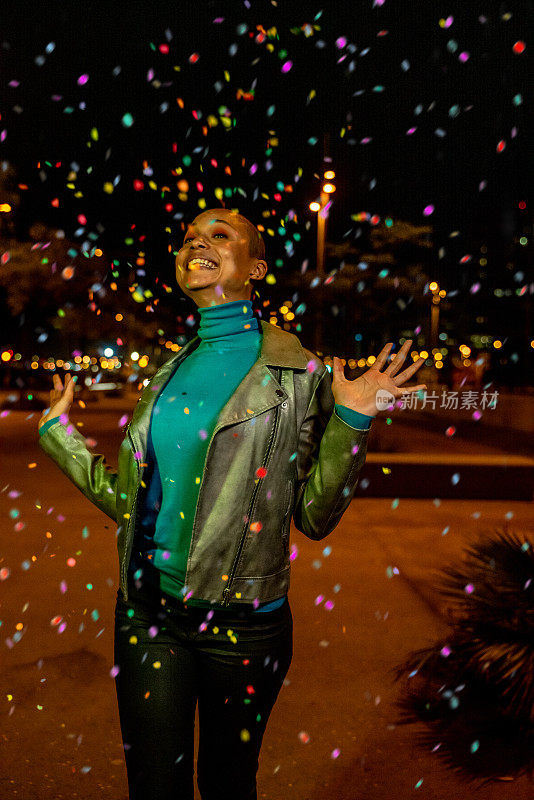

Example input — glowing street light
[429,281,443,349]
[310,170,337,276]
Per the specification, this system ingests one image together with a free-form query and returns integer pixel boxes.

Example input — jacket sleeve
[38,419,118,522]
[292,359,370,541]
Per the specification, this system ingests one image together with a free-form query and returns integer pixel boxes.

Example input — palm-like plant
[437,526,534,723]
[395,526,534,779]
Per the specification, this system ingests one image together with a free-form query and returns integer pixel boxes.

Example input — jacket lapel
[129,319,311,458]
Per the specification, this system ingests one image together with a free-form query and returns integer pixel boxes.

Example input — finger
[395,383,427,395]
[384,339,412,376]
[53,373,63,392]
[65,373,76,395]
[392,357,425,385]
[372,343,393,371]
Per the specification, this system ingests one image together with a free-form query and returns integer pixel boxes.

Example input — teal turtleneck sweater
[41,300,373,611]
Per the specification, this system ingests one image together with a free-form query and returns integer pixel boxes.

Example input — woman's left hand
[331,339,427,418]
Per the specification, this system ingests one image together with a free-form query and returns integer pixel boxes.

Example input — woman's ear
[251,260,268,281]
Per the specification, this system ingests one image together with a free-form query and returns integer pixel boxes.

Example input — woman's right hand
[38,372,76,431]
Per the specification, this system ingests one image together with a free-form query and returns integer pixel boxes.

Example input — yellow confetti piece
[103,182,114,194]
[153,661,161,669]
[240,729,250,742]
[129,635,138,645]
[212,626,219,634]
[90,127,99,141]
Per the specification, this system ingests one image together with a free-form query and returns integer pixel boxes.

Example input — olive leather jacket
[38,320,370,604]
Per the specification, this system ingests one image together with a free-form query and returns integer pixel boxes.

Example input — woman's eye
[213,232,227,238]
[183,236,193,244]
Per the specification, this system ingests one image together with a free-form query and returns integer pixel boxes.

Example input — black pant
[113,578,293,800]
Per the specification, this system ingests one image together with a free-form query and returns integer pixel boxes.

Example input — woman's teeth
[187,258,218,270]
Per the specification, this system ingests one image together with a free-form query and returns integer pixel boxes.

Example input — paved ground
[1,407,533,799]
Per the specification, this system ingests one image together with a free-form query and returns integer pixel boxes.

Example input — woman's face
[175,209,267,307]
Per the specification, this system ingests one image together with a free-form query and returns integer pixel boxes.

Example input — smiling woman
[175,209,268,305]
[37,204,425,800]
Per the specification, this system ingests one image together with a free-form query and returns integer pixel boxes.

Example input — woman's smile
[186,257,219,271]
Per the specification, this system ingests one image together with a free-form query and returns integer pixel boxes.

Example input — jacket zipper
[122,427,141,592]
[222,401,281,606]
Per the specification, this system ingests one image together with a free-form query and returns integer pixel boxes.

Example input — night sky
[1,0,532,295]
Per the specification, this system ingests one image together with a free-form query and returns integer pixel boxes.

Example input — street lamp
[310,171,336,277]
[429,281,446,349]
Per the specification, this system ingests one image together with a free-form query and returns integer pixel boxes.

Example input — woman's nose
[190,235,208,248]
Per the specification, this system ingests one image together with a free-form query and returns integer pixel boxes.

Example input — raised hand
[38,372,76,430]
[331,339,427,418]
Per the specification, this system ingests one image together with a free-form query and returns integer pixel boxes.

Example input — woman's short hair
[231,214,265,300]
[234,213,266,261]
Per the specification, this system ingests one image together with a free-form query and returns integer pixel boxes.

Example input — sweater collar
[196,299,259,342]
